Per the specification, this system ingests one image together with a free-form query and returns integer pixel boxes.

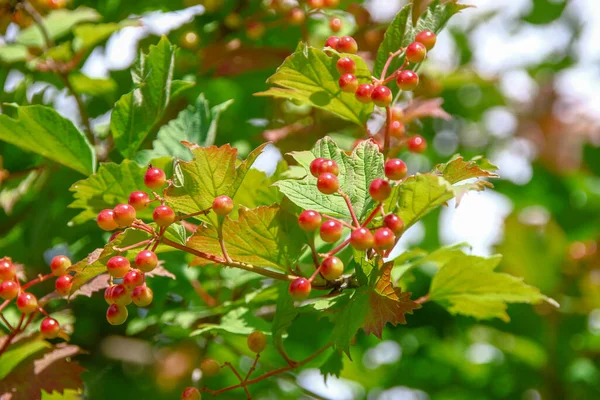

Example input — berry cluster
[288,157,408,299]
[95,166,234,325]
[0,255,75,340]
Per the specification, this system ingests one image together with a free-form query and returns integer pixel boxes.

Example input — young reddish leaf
[187,205,305,270]
[402,98,451,122]
[435,155,499,184]
[362,263,420,338]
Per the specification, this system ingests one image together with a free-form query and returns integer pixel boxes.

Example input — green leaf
[0,339,50,380]
[110,36,195,158]
[373,1,470,79]
[256,44,373,125]
[68,73,117,99]
[186,205,305,270]
[331,288,369,356]
[0,105,95,176]
[435,155,499,184]
[391,242,468,281]
[385,174,454,229]
[0,44,29,64]
[165,143,268,218]
[191,307,270,336]
[17,7,101,48]
[430,253,558,321]
[68,158,171,225]
[42,389,82,400]
[319,350,344,381]
[73,20,139,51]
[136,94,233,165]
[275,137,384,220]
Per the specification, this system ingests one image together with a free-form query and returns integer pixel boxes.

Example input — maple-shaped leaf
[362,262,420,338]
[165,142,268,221]
[435,155,499,184]
[186,205,305,270]
[255,44,373,125]
[385,173,454,230]
[276,137,384,220]
[331,263,419,355]
[430,253,558,322]
[0,342,84,400]
[319,350,344,382]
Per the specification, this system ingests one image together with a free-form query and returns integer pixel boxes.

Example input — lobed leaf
[430,253,558,321]
[434,155,499,184]
[0,105,95,176]
[256,44,373,125]
[186,205,305,270]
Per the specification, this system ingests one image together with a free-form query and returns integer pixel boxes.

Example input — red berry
[132,286,153,307]
[385,159,408,180]
[317,159,339,176]
[371,86,393,107]
[106,256,130,278]
[307,0,324,9]
[320,256,343,280]
[369,179,391,201]
[289,277,311,299]
[339,73,358,93]
[391,106,404,121]
[16,292,38,314]
[212,195,233,216]
[384,214,404,234]
[128,191,150,211]
[288,8,305,25]
[135,250,158,273]
[350,227,375,250]
[330,17,342,33]
[405,42,427,63]
[200,358,221,377]
[324,0,340,7]
[396,70,419,91]
[325,36,340,49]
[97,209,118,231]
[408,135,427,153]
[320,219,343,243]
[0,258,16,281]
[415,30,437,50]
[109,231,123,242]
[123,269,145,291]
[310,158,326,178]
[298,210,322,231]
[0,280,19,300]
[50,255,71,277]
[144,167,166,190]
[246,21,265,40]
[247,331,267,353]
[113,204,136,227]
[104,286,115,304]
[40,317,60,339]
[355,84,374,103]
[390,120,406,137]
[55,275,73,297]
[336,57,356,74]
[106,303,128,325]
[317,173,339,195]
[110,284,132,306]
[181,387,201,400]
[153,205,176,227]
[337,36,358,54]
[374,227,396,250]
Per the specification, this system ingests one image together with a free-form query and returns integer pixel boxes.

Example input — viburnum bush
[0,0,563,399]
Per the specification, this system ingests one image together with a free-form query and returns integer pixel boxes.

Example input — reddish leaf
[362,263,420,338]
[403,98,451,123]
[0,344,84,400]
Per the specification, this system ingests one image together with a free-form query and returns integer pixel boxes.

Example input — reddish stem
[339,191,360,228]
[380,49,404,81]
[383,105,393,157]
[321,214,354,229]
[22,273,54,291]
[113,239,152,253]
[362,203,384,227]
[415,293,430,304]
[176,207,211,221]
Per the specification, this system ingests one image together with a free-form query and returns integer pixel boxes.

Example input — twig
[22,273,54,291]
[339,191,359,228]
[415,293,429,304]
[384,105,392,157]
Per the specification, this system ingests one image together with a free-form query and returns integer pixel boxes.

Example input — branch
[383,105,392,157]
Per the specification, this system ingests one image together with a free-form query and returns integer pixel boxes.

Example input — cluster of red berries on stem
[288,156,408,300]
[95,166,235,325]
[0,254,77,348]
